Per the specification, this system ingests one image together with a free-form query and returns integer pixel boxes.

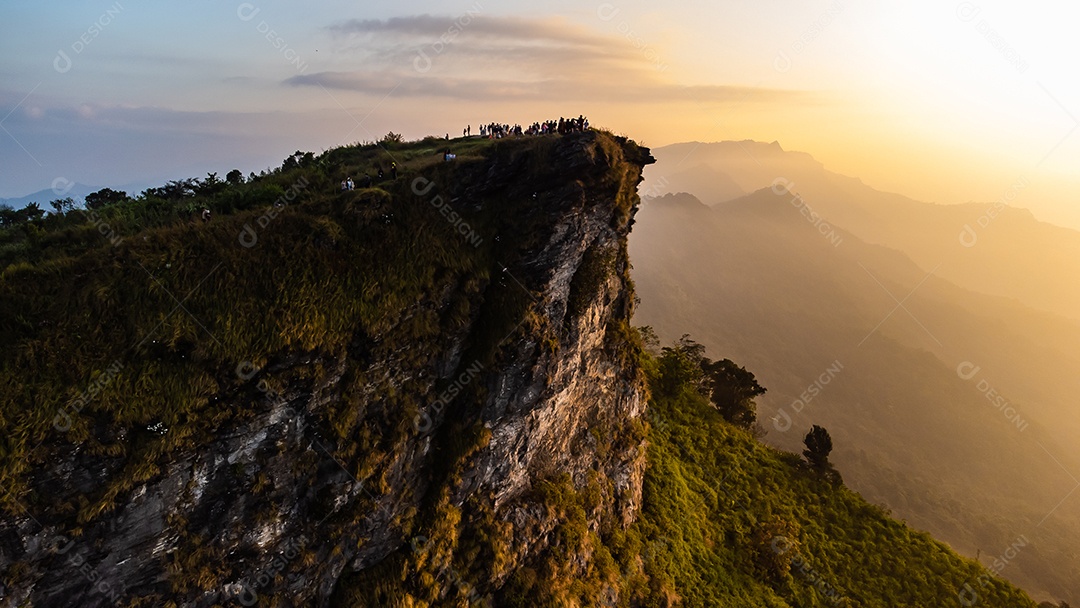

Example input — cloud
[325,14,643,80]
[0,101,345,198]
[285,71,794,105]
[326,14,609,50]
[292,14,801,105]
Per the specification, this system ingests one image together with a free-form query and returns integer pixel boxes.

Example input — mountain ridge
[631,183,1080,603]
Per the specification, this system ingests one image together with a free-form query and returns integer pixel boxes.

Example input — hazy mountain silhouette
[642,141,1080,322]
[0,183,97,209]
[643,162,745,205]
[630,188,1080,603]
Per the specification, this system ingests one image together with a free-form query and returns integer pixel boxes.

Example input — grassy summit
[614,340,1039,608]
[0,131,640,515]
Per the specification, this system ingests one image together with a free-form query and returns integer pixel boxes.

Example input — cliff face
[0,131,654,606]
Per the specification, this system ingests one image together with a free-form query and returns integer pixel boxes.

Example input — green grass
[612,342,1038,608]
[0,132,616,515]
[0,129,655,602]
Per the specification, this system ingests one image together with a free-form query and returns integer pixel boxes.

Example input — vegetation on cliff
[0,129,652,606]
[0,130,1043,607]
[619,337,1037,607]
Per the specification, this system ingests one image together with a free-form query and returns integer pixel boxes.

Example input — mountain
[0,131,1040,606]
[0,183,98,209]
[630,189,1080,603]
[0,132,654,606]
[642,141,1080,322]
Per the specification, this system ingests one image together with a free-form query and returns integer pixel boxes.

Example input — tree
[281,151,314,171]
[49,197,76,215]
[143,179,198,201]
[656,335,707,397]
[22,202,44,222]
[637,325,660,354]
[380,131,404,144]
[702,358,766,429]
[226,169,244,185]
[85,188,127,210]
[803,425,833,469]
[0,204,20,227]
[196,172,227,196]
[166,179,197,200]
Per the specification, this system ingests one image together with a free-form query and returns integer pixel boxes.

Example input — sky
[1,0,1078,228]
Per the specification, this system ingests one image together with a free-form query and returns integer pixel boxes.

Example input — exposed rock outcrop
[0,131,653,607]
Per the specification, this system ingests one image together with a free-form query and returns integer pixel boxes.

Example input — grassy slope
[628,343,1037,608]
[0,134,552,518]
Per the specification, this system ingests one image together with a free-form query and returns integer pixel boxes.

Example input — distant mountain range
[641,141,1080,322]
[631,142,1080,604]
[0,181,153,210]
[0,183,97,209]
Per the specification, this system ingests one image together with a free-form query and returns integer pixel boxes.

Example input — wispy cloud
[326,14,611,50]
[286,71,792,104]
[290,14,801,104]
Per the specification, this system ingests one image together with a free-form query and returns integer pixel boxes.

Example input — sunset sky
[2,1,1078,227]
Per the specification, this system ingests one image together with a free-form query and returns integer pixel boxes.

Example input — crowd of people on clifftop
[469,116,589,139]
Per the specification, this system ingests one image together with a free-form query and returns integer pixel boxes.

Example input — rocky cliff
[0,131,654,606]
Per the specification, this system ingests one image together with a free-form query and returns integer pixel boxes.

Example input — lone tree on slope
[701,358,766,429]
[803,425,833,469]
